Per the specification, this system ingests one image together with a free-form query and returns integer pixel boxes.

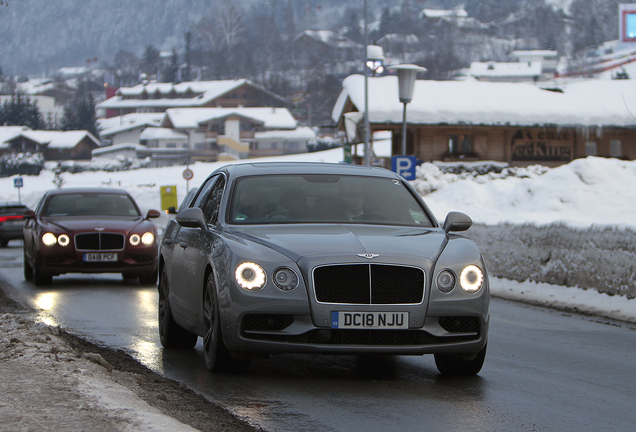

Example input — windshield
[229,174,433,227]
[43,193,141,217]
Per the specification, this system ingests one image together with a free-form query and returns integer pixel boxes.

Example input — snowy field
[1,147,635,317]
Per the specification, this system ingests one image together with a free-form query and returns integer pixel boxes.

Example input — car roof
[220,162,399,179]
[44,187,132,196]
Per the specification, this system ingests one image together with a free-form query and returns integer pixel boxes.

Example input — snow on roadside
[0,313,197,431]
[490,278,636,324]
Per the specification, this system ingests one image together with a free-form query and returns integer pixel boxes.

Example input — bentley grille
[75,233,125,251]
[313,264,425,304]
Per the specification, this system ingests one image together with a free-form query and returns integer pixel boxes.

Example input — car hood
[227,224,447,263]
[40,216,146,233]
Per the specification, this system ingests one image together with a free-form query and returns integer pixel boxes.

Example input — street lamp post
[388,64,426,155]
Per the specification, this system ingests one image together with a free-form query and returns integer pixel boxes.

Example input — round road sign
[183,168,194,181]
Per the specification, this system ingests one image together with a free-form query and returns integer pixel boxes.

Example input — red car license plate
[83,253,117,262]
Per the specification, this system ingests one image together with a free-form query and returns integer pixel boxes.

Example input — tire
[0,240,9,247]
[203,273,250,373]
[434,343,487,376]
[23,250,33,282]
[32,260,52,287]
[139,270,158,285]
[158,267,198,349]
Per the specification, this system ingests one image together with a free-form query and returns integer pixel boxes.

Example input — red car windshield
[42,193,140,217]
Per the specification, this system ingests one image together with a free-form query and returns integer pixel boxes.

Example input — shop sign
[511,129,573,161]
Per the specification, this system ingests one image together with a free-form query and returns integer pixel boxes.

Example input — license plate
[331,311,409,329]
[84,253,117,262]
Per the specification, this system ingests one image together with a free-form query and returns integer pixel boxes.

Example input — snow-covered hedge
[465,223,636,299]
[0,152,45,177]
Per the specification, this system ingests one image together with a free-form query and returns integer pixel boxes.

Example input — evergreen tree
[0,94,44,129]
[163,48,179,83]
[60,94,97,137]
[140,44,161,77]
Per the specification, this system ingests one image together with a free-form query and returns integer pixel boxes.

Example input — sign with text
[511,129,573,162]
[391,155,417,180]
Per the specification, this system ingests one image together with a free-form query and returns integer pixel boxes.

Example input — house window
[610,139,622,157]
[166,143,177,148]
[448,134,473,155]
[585,141,597,156]
[194,143,207,150]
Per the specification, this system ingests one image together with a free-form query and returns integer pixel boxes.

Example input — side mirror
[23,210,35,219]
[146,209,161,219]
[166,206,177,215]
[176,207,207,230]
[442,211,472,233]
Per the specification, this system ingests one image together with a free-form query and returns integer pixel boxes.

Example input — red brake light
[0,215,24,223]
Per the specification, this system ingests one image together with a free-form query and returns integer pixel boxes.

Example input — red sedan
[23,188,160,286]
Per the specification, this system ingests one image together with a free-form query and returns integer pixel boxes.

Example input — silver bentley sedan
[158,162,489,375]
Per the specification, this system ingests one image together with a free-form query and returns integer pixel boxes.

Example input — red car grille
[313,264,425,305]
[75,233,125,251]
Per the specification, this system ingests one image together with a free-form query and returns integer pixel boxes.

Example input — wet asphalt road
[1,242,635,431]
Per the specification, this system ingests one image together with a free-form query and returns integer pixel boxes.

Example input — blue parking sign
[391,156,417,180]
[13,177,23,188]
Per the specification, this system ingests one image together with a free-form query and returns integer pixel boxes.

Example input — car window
[230,174,434,227]
[42,193,141,217]
[193,175,226,225]
[0,205,28,215]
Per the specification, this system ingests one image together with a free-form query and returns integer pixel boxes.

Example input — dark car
[23,188,161,286]
[0,202,30,247]
[158,162,490,376]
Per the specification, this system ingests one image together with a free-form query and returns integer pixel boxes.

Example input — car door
[169,174,226,324]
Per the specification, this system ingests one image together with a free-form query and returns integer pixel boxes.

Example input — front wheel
[434,343,487,376]
[32,259,52,286]
[203,273,250,373]
[158,267,197,349]
[23,250,33,282]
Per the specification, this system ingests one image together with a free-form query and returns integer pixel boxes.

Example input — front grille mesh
[75,233,125,251]
[314,264,425,304]
[438,316,480,334]
[242,314,294,332]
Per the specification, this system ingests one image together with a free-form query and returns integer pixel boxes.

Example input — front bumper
[35,248,157,276]
[224,313,488,356]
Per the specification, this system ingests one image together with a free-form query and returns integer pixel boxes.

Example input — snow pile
[0,313,197,431]
[417,156,636,230]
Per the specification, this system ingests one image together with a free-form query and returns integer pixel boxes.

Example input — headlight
[141,232,155,245]
[42,233,57,246]
[129,234,141,246]
[460,265,484,293]
[273,267,299,291]
[235,262,266,291]
[58,234,70,247]
[436,269,456,293]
